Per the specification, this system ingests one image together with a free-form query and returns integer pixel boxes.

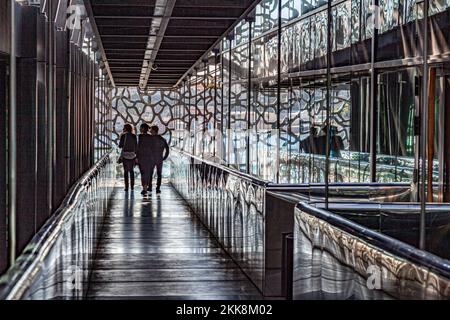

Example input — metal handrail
[0,151,114,300]
[297,201,450,280]
[173,148,416,191]
[173,148,270,187]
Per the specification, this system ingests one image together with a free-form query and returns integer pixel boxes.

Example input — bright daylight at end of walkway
[1,0,450,313]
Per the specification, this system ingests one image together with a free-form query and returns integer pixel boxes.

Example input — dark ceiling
[88,0,257,88]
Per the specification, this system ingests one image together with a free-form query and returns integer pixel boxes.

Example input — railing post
[281,232,294,300]
[9,0,17,264]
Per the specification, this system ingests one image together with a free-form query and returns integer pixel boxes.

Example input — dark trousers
[139,163,151,191]
[122,159,135,189]
[149,162,163,192]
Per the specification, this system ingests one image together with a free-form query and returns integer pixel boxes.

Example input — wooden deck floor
[87,181,261,300]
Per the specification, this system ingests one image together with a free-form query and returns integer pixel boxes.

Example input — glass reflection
[173,0,450,190]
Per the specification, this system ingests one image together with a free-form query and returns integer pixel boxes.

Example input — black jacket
[137,134,170,164]
[119,132,137,152]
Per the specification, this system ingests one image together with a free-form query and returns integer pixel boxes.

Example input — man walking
[137,123,153,196]
[148,125,169,194]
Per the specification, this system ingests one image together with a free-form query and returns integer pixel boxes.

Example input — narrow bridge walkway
[87,180,261,300]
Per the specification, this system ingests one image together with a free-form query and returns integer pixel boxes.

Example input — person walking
[118,124,137,192]
[148,125,170,195]
[136,123,153,196]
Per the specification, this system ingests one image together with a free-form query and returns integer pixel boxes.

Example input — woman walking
[118,124,137,192]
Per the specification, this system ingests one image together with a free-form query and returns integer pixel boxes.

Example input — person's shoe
[124,188,129,192]
[156,190,161,195]
[140,190,146,195]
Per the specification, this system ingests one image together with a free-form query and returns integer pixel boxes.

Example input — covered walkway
[2,0,450,302]
[87,180,261,300]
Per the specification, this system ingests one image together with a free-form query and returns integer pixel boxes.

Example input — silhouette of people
[137,124,170,196]
[118,124,137,192]
[300,124,344,158]
[147,125,170,195]
[137,123,153,196]
[329,125,344,158]
[300,126,319,154]
[315,124,344,157]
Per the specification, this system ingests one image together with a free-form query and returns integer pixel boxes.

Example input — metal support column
[47,0,54,214]
[246,17,253,175]
[325,0,332,208]
[8,0,17,263]
[369,0,379,183]
[203,60,207,158]
[419,0,429,250]
[227,35,233,167]
[276,0,282,184]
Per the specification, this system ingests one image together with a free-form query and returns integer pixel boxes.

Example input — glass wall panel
[332,2,351,52]
[265,33,279,77]
[329,79,352,183]
[170,0,450,200]
[313,10,328,69]
[250,83,278,181]
[265,0,280,31]
[299,18,313,70]
[202,60,218,160]
[189,79,198,155]
[351,0,360,44]
[230,81,249,171]
[348,75,371,182]
[301,0,327,15]
[235,20,250,46]
[196,71,206,157]
[279,82,302,183]
[230,32,249,171]
[428,3,450,57]
[376,0,420,61]
[281,0,301,25]
[254,2,265,37]
[281,25,293,74]
[376,68,416,182]
[331,1,352,67]
[327,74,371,183]
[252,37,266,79]
[222,50,230,165]
[310,79,328,183]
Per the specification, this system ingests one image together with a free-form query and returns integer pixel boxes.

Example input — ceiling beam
[141,0,177,89]
[85,0,115,87]
[94,15,238,20]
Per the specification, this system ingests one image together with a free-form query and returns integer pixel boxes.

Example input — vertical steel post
[420,0,429,250]
[66,40,72,189]
[325,0,332,208]
[195,67,198,156]
[47,0,54,213]
[276,0,282,184]
[246,18,253,175]
[213,51,218,158]
[220,50,224,161]
[227,35,233,166]
[9,0,17,263]
[188,75,192,154]
[203,60,207,158]
[369,0,379,183]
